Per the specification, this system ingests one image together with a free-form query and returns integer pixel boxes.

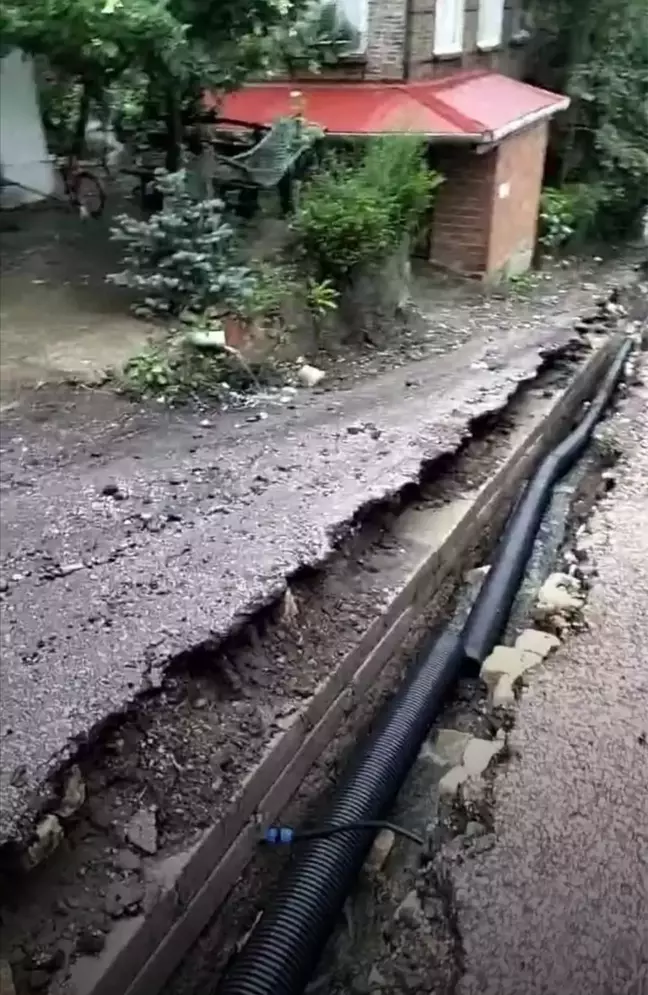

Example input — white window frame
[433,0,465,56]
[334,0,369,54]
[477,0,505,49]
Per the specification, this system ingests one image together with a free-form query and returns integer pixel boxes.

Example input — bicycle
[0,153,106,219]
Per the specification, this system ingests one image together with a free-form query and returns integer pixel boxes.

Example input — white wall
[0,49,56,208]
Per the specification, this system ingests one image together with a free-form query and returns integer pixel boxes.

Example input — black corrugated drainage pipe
[215,336,632,995]
[461,335,633,665]
[216,629,464,995]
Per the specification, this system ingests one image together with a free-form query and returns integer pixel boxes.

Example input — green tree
[529,0,648,236]
[1,0,356,162]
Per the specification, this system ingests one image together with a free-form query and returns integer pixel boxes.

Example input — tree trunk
[165,89,182,172]
[72,84,90,157]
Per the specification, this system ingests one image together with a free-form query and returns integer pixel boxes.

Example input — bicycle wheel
[72,171,106,219]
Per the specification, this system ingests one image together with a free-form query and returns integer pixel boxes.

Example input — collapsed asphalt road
[0,307,621,848]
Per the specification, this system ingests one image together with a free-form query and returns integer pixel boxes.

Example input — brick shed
[429,121,550,277]
[216,72,568,281]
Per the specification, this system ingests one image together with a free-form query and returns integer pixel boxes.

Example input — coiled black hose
[216,628,463,995]
[461,336,633,664]
[216,336,632,995]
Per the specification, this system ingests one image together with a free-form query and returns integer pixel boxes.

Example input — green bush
[107,170,255,315]
[120,331,276,402]
[292,136,443,283]
[538,183,604,251]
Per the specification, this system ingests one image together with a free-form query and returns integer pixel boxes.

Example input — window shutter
[335,0,369,52]
[433,0,465,56]
[477,0,505,48]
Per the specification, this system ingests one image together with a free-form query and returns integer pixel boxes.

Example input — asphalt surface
[0,316,589,846]
[452,358,648,995]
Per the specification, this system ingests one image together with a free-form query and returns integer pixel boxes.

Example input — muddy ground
[0,256,637,846]
[0,253,644,995]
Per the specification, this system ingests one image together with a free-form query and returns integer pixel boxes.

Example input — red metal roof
[209,71,569,141]
[407,72,569,139]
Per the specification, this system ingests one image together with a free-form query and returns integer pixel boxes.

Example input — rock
[57,765,86,819]
[76,927,106,956]
[101,482,122,498]
[0,579,9,593]
[514,629,561,658]
[114,848,142,872]
[22,814,64,869]
[536,572,584,614]
[26,949,64,973]
[438,765,467,801]
[365,829,395,872]
[276,587,298,624]
[462,736,505,777]
[87,799,113,830]
[464,564,490,585]
[439,735,505,800]
[125,807,158,855]
[104,879,145,918]
[368,966,387,988]
[480,646,538,689]
[59,562,85,577]
[0,960,16,995]
[430,729,473,767]
[395,889,424,926]
[297,364,325,388]
[492,674,516,709]
[480,629,559,690]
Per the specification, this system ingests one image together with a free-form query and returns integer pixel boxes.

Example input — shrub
[538,183,604,251]
[120,330,277,403]
[107,170,254,315]
[292,136,443,283]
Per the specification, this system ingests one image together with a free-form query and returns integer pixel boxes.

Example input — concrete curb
[62,334,624,995]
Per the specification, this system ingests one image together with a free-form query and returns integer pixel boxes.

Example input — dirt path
[450,354,648,995]
[0,201,155,395]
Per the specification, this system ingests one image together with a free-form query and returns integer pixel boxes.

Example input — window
[433,0,465,56]
[477,0,505,48]
[334,0,369,53]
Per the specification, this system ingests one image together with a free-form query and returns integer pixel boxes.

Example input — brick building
[218,0,569,280]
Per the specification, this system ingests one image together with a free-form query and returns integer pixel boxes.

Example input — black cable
[262,820,423,847]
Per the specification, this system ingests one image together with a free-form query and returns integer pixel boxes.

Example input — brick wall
[290,0,529,83]
[428,143,497,274]
[406,0,527,80]
[363,0,528,81]
[365,0,408,79]
[487,121,548,274]
[428,121,548,278]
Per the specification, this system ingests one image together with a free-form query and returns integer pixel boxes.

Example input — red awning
[209,71,569,142]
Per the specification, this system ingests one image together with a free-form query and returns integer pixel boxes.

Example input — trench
[207,337,632,995]
[293,423,621,995]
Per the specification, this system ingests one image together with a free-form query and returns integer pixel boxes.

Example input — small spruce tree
[108,170,253,315]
